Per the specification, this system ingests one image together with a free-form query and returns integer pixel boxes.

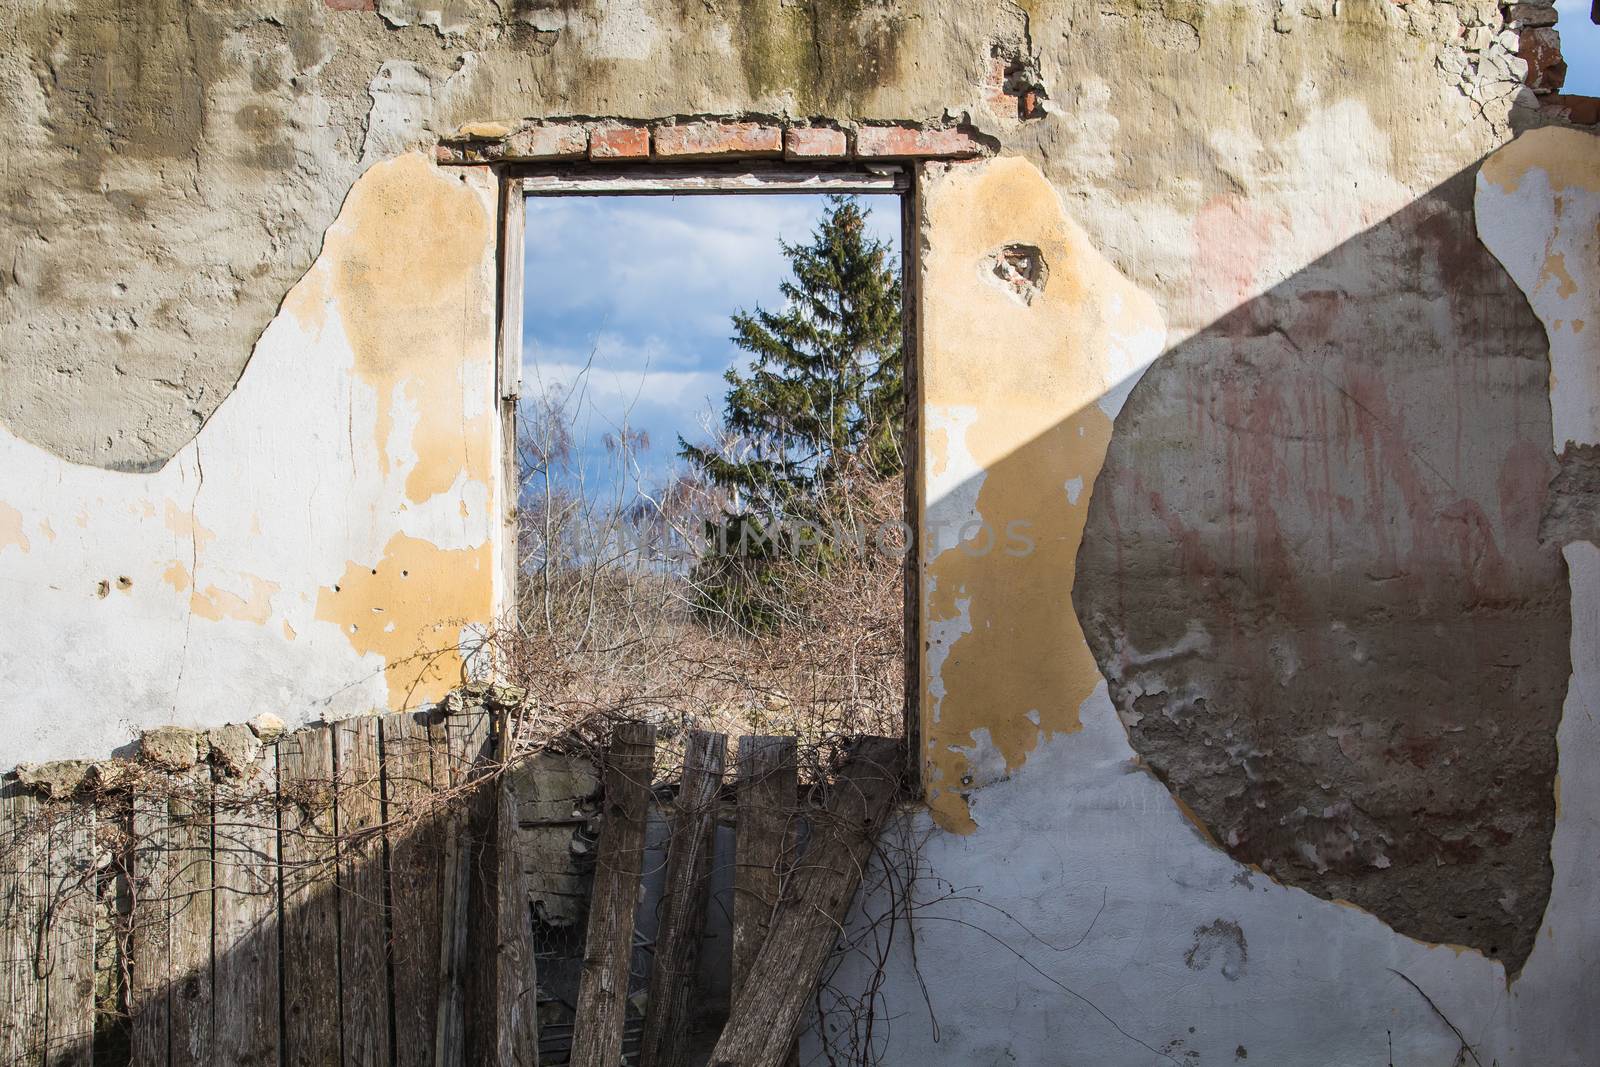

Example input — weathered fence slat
[129,791,171,1067]
[336,716,392,1067]
[731,736,800,1067]
[167,786,214,1067]
[43,800,98,1067]
[569,722,657,1067]
[278,725,342,1067]
[213,749,281,1067]
[708,737,903,1067]
[491,763,541,1066]
[434,708,492,1067]
[639,730,728,1067]
[1,783,47,1065]
[382,710,445,1067]
[732,736,798,995]
[130,775,213,1067]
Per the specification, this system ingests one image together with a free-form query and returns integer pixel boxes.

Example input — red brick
[653,121,782,158]
[854,125,985,159]
[1519,27,1567,93]
[508,123,588,160]
[589,127,650,160]
[1544,94,1600,125]
[784,126,848,159]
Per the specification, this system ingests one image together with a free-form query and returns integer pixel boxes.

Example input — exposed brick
[784,126,848,159]
[854,125,986,159]
[1506,3,1559,28]
[589,126,650,160]
[653,121,782,158]
[508,123,588,160]
[1519,26,1567,92]
[1544,93,1600,124]
[457,121,515,140]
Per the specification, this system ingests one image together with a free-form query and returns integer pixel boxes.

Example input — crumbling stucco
[2,152,503,766]
[1074,161,1567,972]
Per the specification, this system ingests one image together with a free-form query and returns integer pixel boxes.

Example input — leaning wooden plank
[43,798,98,1067]
[639,730,728,1067]
[0,782,47,1066]
[166,783,214,1067]
[434,706,492,1067]
[569,722,657,1067]
[707,737,903,1067]
[278,725,342,1067]
[212,744,281,1067]
[336,716,392,1067]
[731,736,798,996]
[381,710,445,1067]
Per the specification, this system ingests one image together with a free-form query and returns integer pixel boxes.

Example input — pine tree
[680,195,903,518]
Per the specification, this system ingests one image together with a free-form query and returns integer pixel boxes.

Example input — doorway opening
[502,165,916,769]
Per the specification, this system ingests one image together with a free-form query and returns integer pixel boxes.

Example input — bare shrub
[487,367,905,776]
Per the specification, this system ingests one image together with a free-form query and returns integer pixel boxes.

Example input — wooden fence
[0,706,902,1067]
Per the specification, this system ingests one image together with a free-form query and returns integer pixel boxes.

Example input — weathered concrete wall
[1,153,504,765]
[3,0,1600,1061]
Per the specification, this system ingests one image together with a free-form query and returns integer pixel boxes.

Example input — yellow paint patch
[1542,252,1578,300]
[314,532,493,709]
[163,561,191,592]
[190,574,280,625]
[311,153,496,505]
[283,619,298,641]
[0,503,30,553]
[1481,126,1600,195]
[919,157,1165,832]
[164,501,216,552]
[38,518,56,542]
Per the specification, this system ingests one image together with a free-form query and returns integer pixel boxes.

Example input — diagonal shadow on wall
[1056,160,1571,975]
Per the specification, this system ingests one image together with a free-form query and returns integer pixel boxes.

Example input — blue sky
[521,193,900,493]
[1558,0,1600,95]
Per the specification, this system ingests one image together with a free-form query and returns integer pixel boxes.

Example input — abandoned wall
[3,0,1600,1062]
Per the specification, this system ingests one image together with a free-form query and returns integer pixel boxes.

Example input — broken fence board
[278,725,343,1067]
[708,737,903,1067]
[733,736,799,1067]
[493,765,541,1066]
[1,783,47,1066]
[569,722,656,1067]
[382,710,446,1067]
[336,716,392,1067]
[212,749,281,1067]
[639,730,728,1067]
[43,800,97,1067]
[731,736,798,995]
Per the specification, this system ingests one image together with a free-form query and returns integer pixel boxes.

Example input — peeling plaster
[0,152,502,766]
[919,156,1164,832]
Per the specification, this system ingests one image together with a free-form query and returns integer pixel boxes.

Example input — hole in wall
[986,244,1048,305]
